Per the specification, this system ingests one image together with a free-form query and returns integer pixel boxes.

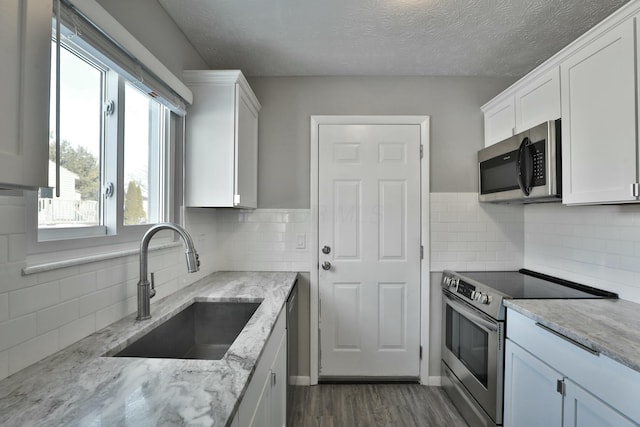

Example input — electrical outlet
[296,233,306,249]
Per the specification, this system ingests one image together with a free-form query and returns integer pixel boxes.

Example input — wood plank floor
[288,384,468,427]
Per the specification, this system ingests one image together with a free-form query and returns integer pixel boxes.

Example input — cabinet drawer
[507,309,640,422]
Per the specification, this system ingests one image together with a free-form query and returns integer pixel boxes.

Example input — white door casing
[314,120,424,379]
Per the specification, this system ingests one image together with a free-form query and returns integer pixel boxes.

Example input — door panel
[332,283,362,350]
[318,123,421,378]
[379,180,406,259]
[333,180,361,259]
[378,283,406,349]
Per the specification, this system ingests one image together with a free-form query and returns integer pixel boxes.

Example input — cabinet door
[564,379,639,427]
[270,332,287,427]
[504,339,563,427]
[561,19,637,204]
[483,96,516,147]
[235,84,258,208]
[515,67,560,131]
[248,373,271,427]
[0,0,51,189]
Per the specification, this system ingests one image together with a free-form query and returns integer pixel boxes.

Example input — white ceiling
[158,0,630,78]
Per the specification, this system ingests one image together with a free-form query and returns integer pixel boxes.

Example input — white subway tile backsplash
[8,234,26,262]
[430,193,524,272]
[59,314,96,349]
[0,293,7,322]
[0,236,8,264]
[95,302,130,331]
[0,205,26,235]
[215,209,311,272]
[8,330,58,376]
[77,288,115,318]
[525,203,640,303]
[0,350,7,379]
[60,272,98,301]
[0,315,37,352]
[37,300,79,335]
[0,262,38,293]
[8,282,60,319]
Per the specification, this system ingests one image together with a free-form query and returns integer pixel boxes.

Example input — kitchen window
[28,1,188,254]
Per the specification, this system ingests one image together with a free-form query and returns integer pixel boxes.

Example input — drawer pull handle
[535,322,600,356]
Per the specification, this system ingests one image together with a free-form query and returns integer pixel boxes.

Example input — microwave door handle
[516,137,533,196]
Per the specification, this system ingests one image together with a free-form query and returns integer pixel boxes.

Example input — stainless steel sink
[110,301,261,360]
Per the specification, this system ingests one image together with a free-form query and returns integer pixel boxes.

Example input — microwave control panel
[531,140,546,185]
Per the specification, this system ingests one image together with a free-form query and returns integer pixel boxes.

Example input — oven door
[442,290,503,425]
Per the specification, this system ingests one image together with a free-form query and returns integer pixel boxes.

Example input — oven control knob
[450,278,459,290]
[443,276,451,286]
[478,294,491,304]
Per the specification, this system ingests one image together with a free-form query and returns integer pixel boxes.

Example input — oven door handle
[444,292,499,332]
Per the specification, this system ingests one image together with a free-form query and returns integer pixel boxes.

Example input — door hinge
[420,144,424,159]
[556,379,566,396]
[420,245,424,260]
[419,346,423,360]
[233,194,241,206]
[633,183,640,197]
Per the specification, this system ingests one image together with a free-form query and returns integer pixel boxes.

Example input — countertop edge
[504,299,640,374]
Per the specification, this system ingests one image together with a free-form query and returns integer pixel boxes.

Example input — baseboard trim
[428,376,442,386]
[290,376,311,386]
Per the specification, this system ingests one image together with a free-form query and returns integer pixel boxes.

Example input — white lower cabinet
[269,332,287,427]
[237,308,287,427]
[504,340,562,427]
[505,309,640,426]
[564,379,638,427]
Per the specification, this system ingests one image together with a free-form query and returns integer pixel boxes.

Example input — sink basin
[110,301,261,360]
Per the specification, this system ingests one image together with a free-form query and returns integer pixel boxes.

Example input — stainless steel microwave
[478,119,561,203]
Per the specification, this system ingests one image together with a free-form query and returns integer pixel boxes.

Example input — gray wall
[96,0,207,76]
[248,76,515,208]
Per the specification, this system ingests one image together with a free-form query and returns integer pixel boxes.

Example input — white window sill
[22,241,181,276]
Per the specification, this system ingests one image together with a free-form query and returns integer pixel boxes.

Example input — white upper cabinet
[514,68,561,132]
[561,18,637,205]
[183,70,260,208]
[483,96,516,147]
[0,0,51,190]
[482,67,560,148]
[482,0,640,205]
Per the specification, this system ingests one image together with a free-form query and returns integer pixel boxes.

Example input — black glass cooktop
[456,269,618,300]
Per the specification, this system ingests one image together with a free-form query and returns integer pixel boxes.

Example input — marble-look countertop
[504,298,640,374]
[0,271,297,426]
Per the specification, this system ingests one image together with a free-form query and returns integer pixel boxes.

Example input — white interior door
[318,123,422,378]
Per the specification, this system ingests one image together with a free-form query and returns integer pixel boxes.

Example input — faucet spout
[137,222,200,320]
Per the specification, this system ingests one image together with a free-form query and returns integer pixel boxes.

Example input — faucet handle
[150,272,157,299]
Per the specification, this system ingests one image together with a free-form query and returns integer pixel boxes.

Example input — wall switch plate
[296,233,306,249]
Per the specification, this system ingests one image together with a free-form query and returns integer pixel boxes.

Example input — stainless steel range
[440,269,617,427]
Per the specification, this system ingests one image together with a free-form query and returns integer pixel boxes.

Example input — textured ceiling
[158,0,631,77]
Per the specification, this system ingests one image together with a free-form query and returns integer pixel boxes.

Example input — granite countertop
[0,271,298,426]
[504,298,640,374]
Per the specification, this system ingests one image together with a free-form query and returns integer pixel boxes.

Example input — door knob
[322,245,331,254]
[321,261,332,270]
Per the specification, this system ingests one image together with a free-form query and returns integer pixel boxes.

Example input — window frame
[25,3,187,258]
